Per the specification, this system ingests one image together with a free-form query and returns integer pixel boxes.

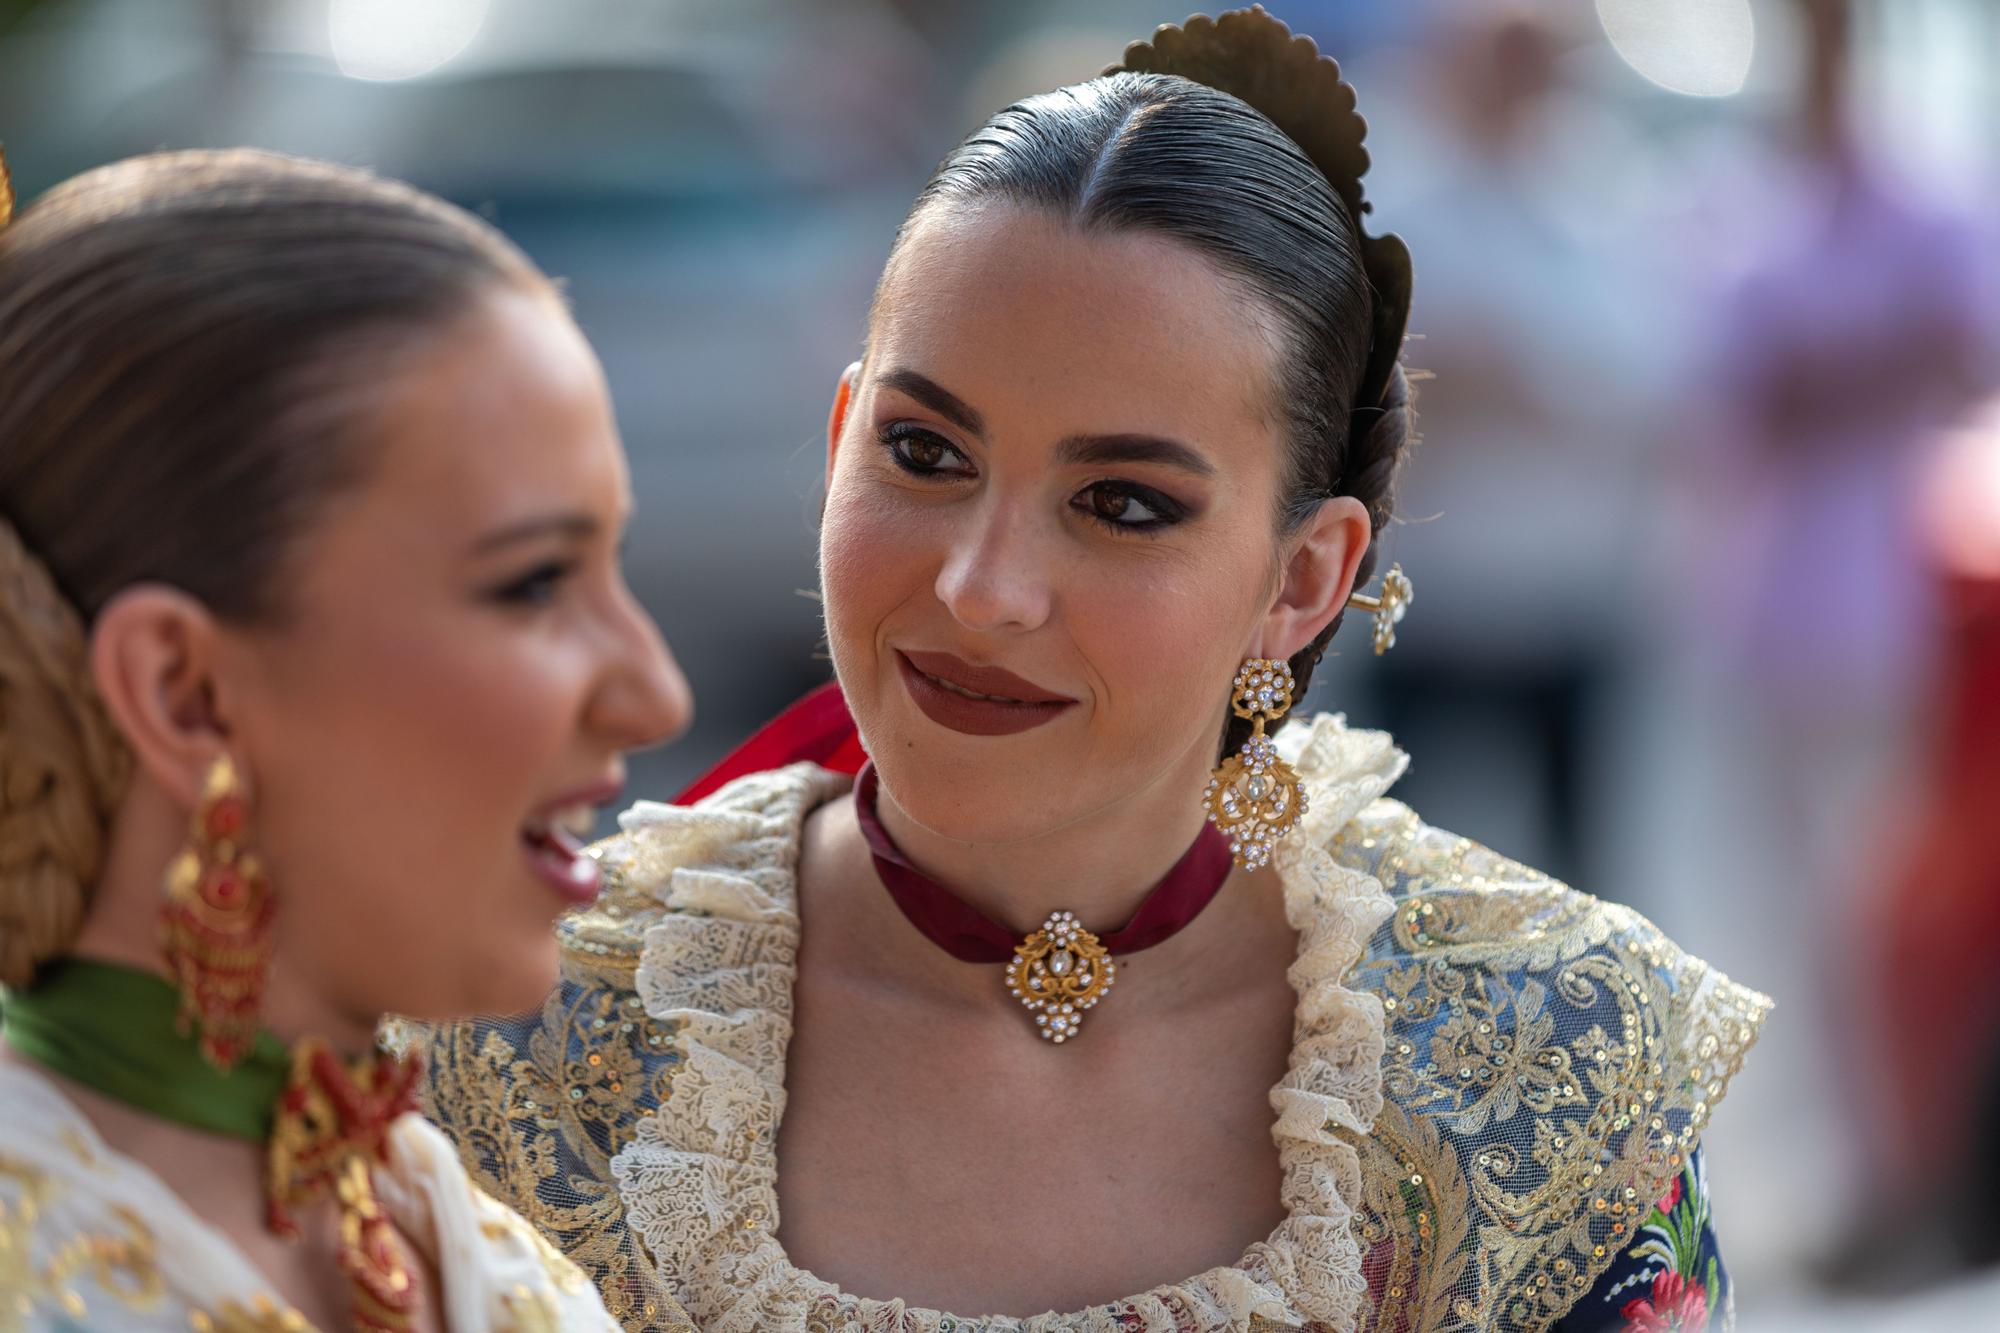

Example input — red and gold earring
[161,754,275,1069]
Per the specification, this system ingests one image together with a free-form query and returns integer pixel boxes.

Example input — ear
[1252,496,1374,661]
[825,361,863,492]
[88,585,236,812]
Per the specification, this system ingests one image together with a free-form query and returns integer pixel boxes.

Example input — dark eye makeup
[875,422,1192,534]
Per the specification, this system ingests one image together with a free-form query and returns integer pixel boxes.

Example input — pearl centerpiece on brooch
[1004,911,1117,1043]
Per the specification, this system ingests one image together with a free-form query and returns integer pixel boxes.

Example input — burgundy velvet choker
[853,760,1234,1044]
[672,684,1238,1045]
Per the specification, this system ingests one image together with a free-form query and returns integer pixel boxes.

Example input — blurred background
[3,0,1995,1326]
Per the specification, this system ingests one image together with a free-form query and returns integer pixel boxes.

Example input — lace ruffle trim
[609,715,1404,1332]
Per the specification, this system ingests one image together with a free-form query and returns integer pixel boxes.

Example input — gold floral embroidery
[59,1128,100,1171]
[501,1282,562,1333]
[0,1155,169,1329]
[1335,799,1769,1331]
[0,1159,58,1330]
[189,1295,316,1331]
[1350,1098,1474,1329]
[417,855,697,1333]
[476,1198,593,1296]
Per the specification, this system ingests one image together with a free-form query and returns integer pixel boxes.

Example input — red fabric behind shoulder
[673,681,866,804]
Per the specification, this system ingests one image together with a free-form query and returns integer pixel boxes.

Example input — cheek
[1064,548,1257,746]
[820,474,933,655]
[246,610,584,1016]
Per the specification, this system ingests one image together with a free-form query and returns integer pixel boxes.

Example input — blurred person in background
[1349,3,1676,894]
[1680,0,1991,1277]
[419,11,1769,1331]
[1852,393,2000,1283]
[0,148,690,1329]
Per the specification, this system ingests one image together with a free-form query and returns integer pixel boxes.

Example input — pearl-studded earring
[1202,658,1306,870]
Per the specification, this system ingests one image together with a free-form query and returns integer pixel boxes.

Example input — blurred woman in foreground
[0,147,689,1329]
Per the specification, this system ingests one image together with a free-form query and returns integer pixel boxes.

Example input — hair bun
[1109,6,1412,413]
[0,517,132,988]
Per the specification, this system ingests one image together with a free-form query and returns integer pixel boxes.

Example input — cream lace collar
[607,714,1407,1332]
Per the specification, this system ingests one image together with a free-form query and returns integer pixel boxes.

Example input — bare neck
[64,775,379,1058]
[3,1042,267,1200]
[813,747,1294,1012]
[869,753,1219,941]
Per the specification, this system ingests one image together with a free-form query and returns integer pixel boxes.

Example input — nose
[933,497,1053,635]
[590,580,693,753]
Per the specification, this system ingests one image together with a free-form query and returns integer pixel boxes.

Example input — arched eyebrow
[1054,433,1216,479]
[876,368,1217,480]
[471,512,602,554]
[875,369,984,437]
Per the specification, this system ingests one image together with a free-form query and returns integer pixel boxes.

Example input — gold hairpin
[1,145,14,230]
[1347,563,1412,655]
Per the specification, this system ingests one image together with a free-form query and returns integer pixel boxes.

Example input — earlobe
[1254,496,1374,661]
[825,360,863,491]
[88,586,235,811]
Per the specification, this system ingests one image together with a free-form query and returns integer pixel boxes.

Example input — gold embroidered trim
[0,1153,169,1330]
[1335,800,1770,1330]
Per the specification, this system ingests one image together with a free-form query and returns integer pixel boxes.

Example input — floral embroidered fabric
[415,715,1769,1332]
[1331,771,1769,1332]
[1549,1148,1730,1331]
[0,1058,618,1331]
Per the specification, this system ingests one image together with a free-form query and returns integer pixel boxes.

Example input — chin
[866,729,1105,845]
[474,937,562,1019]
[864,691,1220,847]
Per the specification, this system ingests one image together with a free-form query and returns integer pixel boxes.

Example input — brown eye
[1073,482,1181,531]
[881,425,967,476]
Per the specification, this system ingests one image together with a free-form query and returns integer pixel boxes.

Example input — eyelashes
[881,421,974,477]
[876,423,1190,533]
[1079,481,1181,528]
[485,531,634,610]
[489,559,578,607]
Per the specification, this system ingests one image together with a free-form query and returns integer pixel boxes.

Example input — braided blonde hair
[0,516,131,988]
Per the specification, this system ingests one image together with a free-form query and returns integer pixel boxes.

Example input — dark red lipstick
[897,650,1077,737]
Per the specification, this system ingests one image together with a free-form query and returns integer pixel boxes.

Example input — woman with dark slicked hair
[420,10,1769,1331]
[0,147,689,1328]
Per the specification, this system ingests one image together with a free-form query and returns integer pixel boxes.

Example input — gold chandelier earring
[1203,659,1306,870]
[1200,567,1413,870]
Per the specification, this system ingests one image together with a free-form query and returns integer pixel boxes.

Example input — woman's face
[219,286,691,1023]
[822,202,1366,842]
